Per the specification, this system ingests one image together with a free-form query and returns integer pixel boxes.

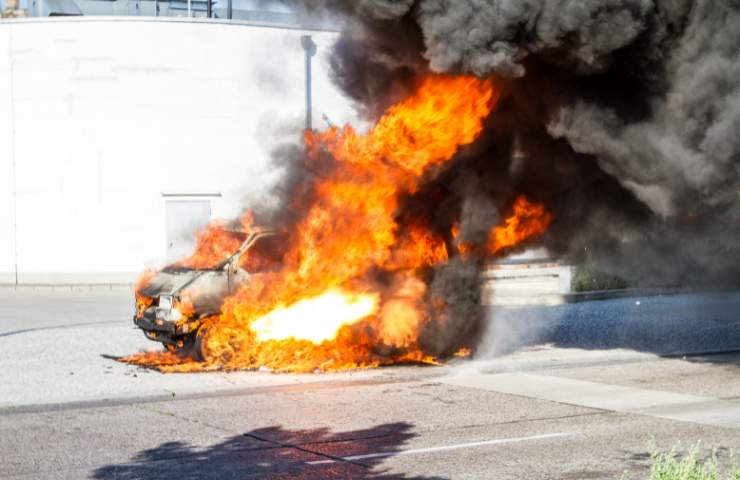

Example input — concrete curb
[563,287,727,303]
[485,287,735,307]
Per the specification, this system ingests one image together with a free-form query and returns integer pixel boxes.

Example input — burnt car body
[134,229,277,353]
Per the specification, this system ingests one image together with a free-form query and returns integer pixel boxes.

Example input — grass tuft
[622,442,740,480]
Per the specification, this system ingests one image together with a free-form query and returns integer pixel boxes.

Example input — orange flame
[177,212,255,269]
[488,196,553,255]
[176,222,242,269]
[387,224,449,270]
[198,75,495,372]
[134,269,156,313]
[451,223,474,256]
[127,75,523,373]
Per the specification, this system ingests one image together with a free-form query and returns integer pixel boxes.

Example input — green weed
[622,443,740,480]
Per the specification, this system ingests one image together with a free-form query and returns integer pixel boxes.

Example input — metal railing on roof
[6,0,337,30]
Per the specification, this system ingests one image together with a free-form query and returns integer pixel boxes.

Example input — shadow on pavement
[92,421,447,480]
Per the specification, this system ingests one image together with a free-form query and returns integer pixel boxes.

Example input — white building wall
[0,26,15,284]
[0,18,353,284]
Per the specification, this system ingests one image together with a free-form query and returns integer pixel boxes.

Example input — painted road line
[442,372,740,428]
[304,432,573,465]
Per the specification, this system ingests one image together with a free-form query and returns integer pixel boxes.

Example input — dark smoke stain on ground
[92,422,446,480]
[290,0,740,288]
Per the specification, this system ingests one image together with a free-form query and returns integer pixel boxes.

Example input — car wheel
[164,335,195,354]
[192,326,209,362]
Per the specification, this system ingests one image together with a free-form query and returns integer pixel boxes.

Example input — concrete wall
[0,17,352,284]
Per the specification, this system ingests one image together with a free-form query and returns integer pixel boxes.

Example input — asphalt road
[2,290,740,479]
[0,288,132,336]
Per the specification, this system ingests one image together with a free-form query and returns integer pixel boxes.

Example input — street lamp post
[300,35,317,131]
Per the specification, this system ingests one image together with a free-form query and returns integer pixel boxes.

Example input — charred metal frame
[133,229,278,349]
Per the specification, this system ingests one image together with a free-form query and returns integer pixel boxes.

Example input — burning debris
[128,0,740,372]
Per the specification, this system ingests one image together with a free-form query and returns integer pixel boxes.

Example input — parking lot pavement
[4,360,740,480]
[0,288,133,336]
[1,291,740,479]
[0,289,434,409]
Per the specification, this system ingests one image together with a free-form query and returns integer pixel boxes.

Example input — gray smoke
[417,0,654,77]
[420,259,484,356]
[318,0,690,76]
[548,0,740,219]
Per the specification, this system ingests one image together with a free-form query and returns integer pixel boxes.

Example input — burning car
[124,76,547,373]
[133,228,278,356]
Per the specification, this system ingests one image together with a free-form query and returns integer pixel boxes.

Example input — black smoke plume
[291,0,740,288]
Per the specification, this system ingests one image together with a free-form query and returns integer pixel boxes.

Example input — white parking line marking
[305,432,572,465]
[442,372,740,428]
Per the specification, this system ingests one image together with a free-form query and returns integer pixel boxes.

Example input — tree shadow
[92,421,447,480]
[480,291,740,364]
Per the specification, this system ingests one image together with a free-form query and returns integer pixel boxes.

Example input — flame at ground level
[251,289,379,343]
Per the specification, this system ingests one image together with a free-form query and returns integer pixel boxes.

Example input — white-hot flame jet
[251,289,379,344]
